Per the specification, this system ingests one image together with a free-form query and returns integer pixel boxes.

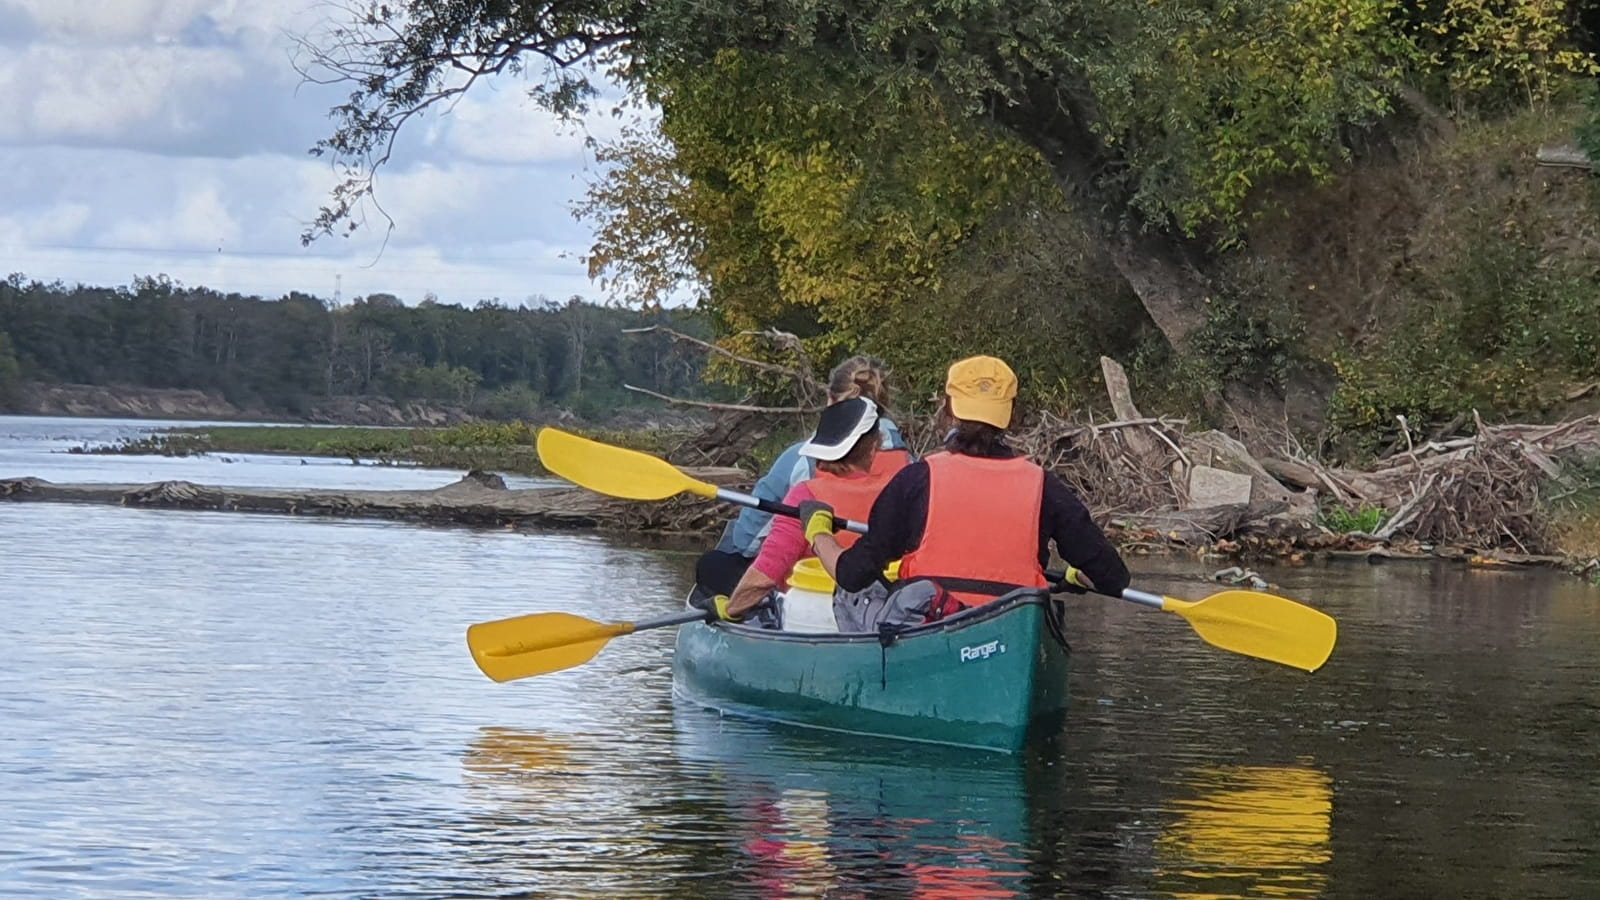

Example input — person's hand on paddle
[709,594,743,622]
[1055,566,1094,595]
[798,499,836,544]
[707,593,778,623]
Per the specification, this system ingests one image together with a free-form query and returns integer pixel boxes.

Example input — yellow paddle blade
[1165,591,1337,673]
[466,612,632,683]
[536,427,718,501]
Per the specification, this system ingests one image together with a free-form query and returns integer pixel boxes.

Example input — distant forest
[0,274,720,419]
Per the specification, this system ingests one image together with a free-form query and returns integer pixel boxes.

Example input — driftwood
[0,471,750,536]
[622,384,822,415]
[1104,501,1290,546]
[1010,359,1600,563]
[1257,413,1600,554]
[1535,143,1594,171]
[1099,356,1163,463]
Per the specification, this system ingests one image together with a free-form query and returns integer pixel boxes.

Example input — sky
[0,0,634,307]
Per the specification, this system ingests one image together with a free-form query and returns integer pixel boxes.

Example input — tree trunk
[994,91,1214,354]
[1106,231,1211,352]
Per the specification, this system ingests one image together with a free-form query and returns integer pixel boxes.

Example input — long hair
[828,355,891,411]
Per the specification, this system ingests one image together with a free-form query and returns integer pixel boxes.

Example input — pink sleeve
[751,483,815,586]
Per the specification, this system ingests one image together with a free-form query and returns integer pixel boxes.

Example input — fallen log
[0,470,751,536]
[1260,456,1322,492]
[1102,500,1290,546]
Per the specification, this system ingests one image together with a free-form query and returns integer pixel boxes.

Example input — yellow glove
[710,594,743,622]
[1060,566,1093,594]
[797,499,836,544]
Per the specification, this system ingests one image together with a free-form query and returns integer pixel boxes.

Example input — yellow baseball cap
[945,356,1017,429]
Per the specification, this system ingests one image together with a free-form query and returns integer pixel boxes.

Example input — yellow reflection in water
[1155,764,1333,900]
[460,726,593,822]
[463,726,579,777]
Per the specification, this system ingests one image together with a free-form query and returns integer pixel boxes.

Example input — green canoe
[672,590,1071,753]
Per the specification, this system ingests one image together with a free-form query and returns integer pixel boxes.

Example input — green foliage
[1325,217,1600,454]
[86,423,685,476]
[397,363,482,404]
[0,278,722,421]
[303,0,1599,387]
[1186,264,1308,392]
[1321,503,1389,534]
[473,384,545,421]
[1406,0,1599,112]
[1546,457,1600,563]
[1576,82,1600,162]
[1078,0,1415,236]
[581,49,1153,406]
[0,330,22,411]
[853,204,1149,411]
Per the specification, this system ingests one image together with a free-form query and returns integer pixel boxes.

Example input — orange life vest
[899,453,1049,608]
[804,450,908,549]
[870,446,912,477]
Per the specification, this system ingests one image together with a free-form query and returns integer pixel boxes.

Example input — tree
[0,276,721,418]
[295,0,1428,352]
[580,50,1078,379]
[0,331,23,411]
[299,0,1598,358]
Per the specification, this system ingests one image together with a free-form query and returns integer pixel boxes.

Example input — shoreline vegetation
[71,423,692,478]
[13,386,1600,584]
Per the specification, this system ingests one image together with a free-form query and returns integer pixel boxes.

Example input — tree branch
[623,384,821,414]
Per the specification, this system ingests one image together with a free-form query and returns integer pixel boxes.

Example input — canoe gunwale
[707,587,1057,646]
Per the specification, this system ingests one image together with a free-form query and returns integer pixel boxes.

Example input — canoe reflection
[672,704,1031,898]
[1155,764,1333,899]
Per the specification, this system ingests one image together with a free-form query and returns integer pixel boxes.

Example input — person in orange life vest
[805,356,1130,619]
[713,397,908,622]
[695,355,911,598]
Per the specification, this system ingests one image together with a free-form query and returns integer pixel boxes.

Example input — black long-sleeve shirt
[834,450,1131,596]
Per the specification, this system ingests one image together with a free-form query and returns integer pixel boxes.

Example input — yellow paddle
[529,426,1338,673]
[535,427,867,532]
[1114,586,1336,672]
[468,608,708,682]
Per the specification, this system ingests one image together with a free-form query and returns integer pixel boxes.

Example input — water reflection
[1155,764,1333,899]
[670,706,1031,898]
[464,726,581,775]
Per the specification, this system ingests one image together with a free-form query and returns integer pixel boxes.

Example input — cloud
[101,183,244,250]
[0,203,91,246]
[0,0,649,307]
[3,0,318,44]
[0,144,601,305]
[437,86,633,166]
[0,44,243,144]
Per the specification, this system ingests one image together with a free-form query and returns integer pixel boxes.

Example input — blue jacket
[714,418,908,557]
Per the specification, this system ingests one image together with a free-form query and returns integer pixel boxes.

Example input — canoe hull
[672,593,1070,753]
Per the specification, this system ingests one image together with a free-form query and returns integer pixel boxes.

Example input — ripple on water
[5,484,1600,898]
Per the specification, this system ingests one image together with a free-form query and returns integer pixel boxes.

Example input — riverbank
[17,401,1600,583]
[9,382,714,431]
[10,382,485,426]
[0,469,746,535]
[77,422,696,477]
[3,468,1594,582]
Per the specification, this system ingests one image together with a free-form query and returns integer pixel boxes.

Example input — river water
[3,415,1599,899]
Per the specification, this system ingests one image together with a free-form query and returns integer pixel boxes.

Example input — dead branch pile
[1265,414,1600,553]
[1014,410,1189,514]
[613,330,1600,559]
[1004,361,1600,557]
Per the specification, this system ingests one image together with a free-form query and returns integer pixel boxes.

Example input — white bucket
[780,558,839,633]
